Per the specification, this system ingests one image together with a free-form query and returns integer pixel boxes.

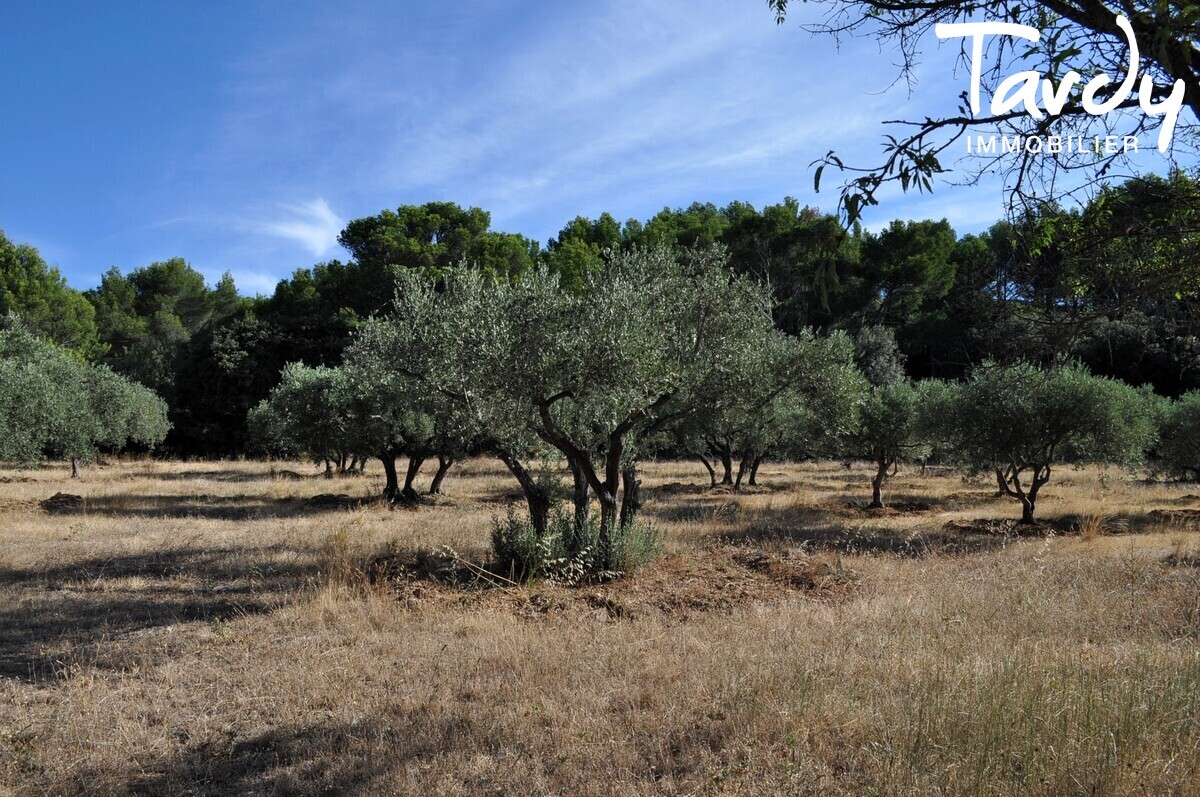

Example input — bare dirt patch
[368,545,857,621]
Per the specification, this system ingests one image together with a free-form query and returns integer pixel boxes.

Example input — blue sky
[0,1,1185,296]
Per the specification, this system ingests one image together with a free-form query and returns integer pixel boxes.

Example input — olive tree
[499,246,773,560]
[248,363,356,476]
[361,245,774,567]
[843,380,943,509]
[353,271,566,536]
[250,360,467,502]
[943,362,1154,523]
[679,329,865,489]
[1154,391,1200,481]
[0,315,169,475]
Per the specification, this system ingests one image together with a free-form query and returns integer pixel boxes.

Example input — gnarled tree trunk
[748,456,763,487]
[734,456,751,490]
[380,454,401,503]
[403,455,425,501]
[717,445,733,485]
[696,454,717,488]
[568,456,590,551]
[619,464,642,529]
[997,461,1051,524]
[869,457,889,509]
[498,452,551,539]
[995,466,1011,497]
[597,490,619,562]
[428,455,453,495]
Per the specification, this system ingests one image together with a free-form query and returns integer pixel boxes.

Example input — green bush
[1155,391,1200,481]
[602,519,663,575]
[490,507,662,583]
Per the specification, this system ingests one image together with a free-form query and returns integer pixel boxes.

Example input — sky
[0,1,1188,296]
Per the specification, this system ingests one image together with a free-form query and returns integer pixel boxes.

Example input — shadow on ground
[57,721,399,797]
[41,492,377,520]
[648,494,1015,557]
[0,544,321,682]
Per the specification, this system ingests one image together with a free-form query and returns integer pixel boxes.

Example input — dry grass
[2,457,1199,795]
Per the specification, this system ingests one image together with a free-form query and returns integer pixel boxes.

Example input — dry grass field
[1,457,1199,796]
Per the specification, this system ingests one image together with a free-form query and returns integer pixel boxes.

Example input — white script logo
[935,16,1185,151]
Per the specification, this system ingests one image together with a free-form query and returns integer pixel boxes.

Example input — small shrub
[490,507,663,583]
[490,506,552,578]
[603,520,663,574]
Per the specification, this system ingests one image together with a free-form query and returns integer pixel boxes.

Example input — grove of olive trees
[6,183,1200,567]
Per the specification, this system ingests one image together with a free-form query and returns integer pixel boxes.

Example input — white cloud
[258,198,344,257]
[227,269,284,297]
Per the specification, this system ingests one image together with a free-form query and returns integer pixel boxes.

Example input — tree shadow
[0,545,321,682]
[64,721,397,797]
[125,468,317,483]
[477,487,526,506]
[43,493,375,520]
[720,519,1013,557]
[651,496,1010,557]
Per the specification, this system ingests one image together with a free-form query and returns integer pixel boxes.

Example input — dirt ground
[1,457,1198,796]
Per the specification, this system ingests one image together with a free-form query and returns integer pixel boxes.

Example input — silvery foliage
[0,313,169,465]
[356,246,776,488]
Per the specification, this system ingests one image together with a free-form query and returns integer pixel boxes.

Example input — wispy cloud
[257,198,344,257]
[225,269,284,297]
[126,0,1007,287]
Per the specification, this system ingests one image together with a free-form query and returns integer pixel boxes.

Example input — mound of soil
[832,500,935,515]
[304,493,357,509]
[479,490,525,506]
[369,548,478,587]
[657,482,716,495]
[1148,508,1200,525]
[942,517,1075,536]
[370,545,858,621]
[40,493,84,513]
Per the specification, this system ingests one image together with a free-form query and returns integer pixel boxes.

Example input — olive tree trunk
[734,457,751,490]
[568,456,590,552]
[716,445,734,485]
[997,461,1052,524]
[380,454,400,503]
[402,455,425,501]
[498,452,552,539]
[619,464,642,529]
[869,457,889,509]
[428,455,453,495]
